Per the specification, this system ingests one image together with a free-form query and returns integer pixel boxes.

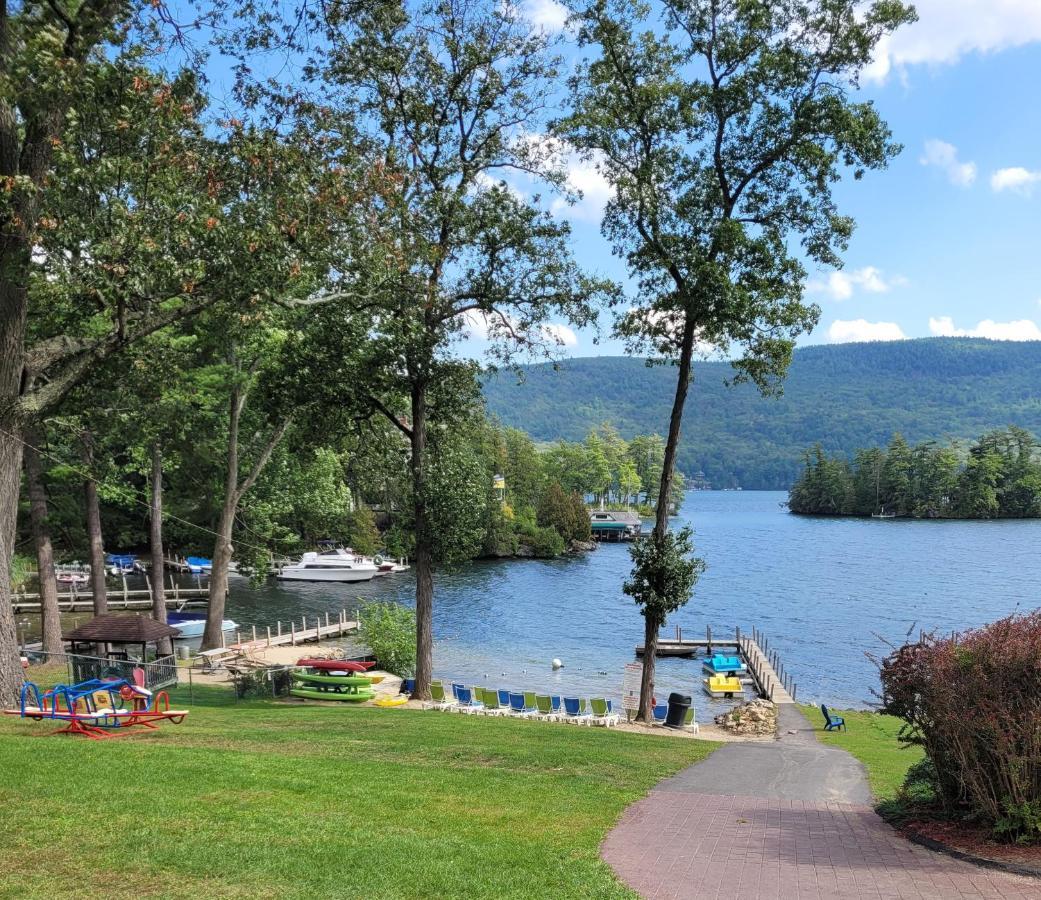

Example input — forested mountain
[482,338,1041,490]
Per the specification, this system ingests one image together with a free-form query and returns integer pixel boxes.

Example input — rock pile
[713,698,777,736]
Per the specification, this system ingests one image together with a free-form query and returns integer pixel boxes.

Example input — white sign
[622,662,643,713]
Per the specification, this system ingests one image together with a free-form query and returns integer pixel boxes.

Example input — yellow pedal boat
[703,675,743,698]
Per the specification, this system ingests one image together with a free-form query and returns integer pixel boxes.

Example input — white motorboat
[276,547,381,583]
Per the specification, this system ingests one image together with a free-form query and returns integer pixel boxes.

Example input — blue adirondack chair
[820,704,845,731]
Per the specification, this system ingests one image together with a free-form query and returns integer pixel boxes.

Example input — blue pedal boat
[702,654,748,676]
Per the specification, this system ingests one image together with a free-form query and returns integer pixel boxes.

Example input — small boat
[166,613,238,639]
[702,654,748,676]
[296,658,375,673]
[105,553,139,576]
[703,675,743,698]
[56,569,90,586]
[184,556,212,575]
[871,507,896,519]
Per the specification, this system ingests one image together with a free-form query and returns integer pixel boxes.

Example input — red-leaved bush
[880,610,1041,843]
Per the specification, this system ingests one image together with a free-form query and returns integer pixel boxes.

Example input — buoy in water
[552,658,563,670]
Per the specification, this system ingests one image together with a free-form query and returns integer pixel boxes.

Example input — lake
[221,490,1041,713]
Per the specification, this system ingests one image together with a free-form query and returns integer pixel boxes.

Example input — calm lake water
[218,490,1041,713]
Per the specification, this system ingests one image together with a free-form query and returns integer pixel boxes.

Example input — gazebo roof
[63,614,181,644]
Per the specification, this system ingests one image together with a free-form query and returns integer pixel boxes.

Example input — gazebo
[63,614,181,690]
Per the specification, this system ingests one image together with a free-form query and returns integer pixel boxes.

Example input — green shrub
[360,602,417,677]
[522,525,565,558]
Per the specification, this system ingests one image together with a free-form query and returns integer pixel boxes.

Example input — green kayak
[290,686,375,702]
[293,670,373,687]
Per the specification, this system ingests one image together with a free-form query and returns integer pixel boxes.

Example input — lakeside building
[589,510,643,542]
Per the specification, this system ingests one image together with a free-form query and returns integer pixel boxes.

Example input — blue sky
[454,0,1041,359]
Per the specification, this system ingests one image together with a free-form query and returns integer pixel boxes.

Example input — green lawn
[0,686,716,899]
[799,704,923,801]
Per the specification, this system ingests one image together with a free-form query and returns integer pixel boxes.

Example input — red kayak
[296,658,375,673]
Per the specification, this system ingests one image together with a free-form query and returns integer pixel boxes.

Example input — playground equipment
[3,678,189,739]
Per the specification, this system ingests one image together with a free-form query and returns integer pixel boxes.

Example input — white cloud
[990,167,1041,195]
[828,319,907,343]
[928,316,1041,340]
[919,140,977,188]
[459,311,579,349]
[519,0,568,31]
[551,152,613,223]
[540,322,578,346]
[865,1,1041,83]
[808,266,907,301]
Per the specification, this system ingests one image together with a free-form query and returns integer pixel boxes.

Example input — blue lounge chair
[451,682,465,700]
[551,696,562,714]
[652,704,668,722]
[497,688,511,707]
[509,692,530,716]
[400,678,415,694]
[456,686,483,713]
[563,696,590,724]
[820,705,845,731]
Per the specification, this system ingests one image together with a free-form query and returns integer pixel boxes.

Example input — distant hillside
[482,338,1041,490]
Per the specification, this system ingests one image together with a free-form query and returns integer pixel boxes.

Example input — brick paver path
[603,708,1038,899]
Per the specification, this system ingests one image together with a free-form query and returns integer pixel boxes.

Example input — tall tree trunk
[203,386,242,651]
[201,378,290,651]
[81,430,107,616]
[637,320,695,723]
[149,443,172,656]
[410,382,433,701]
[0,245,30,706]
[202,496,236,651]
[23,428,62,654]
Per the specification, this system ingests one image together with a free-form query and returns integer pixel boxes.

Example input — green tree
[502,427,544,516]
[881,434,913,515]
[308,0,611,699]
[560,0,913,720]
[624,526,706,699]
[0,23,322,702]
[348,506,381,557]
[618,461,642,508]
[627,434,665,505]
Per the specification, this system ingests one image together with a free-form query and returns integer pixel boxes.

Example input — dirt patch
[903,818,1041,876]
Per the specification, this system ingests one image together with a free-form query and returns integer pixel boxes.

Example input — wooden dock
[225,609,359,651]
[636,624,797,703]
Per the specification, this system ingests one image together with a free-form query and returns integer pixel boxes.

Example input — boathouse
[589,510,642,541]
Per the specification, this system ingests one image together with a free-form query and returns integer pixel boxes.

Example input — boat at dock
[702,654,748,676]
[184,557,212,575]
[703,675,743,698]
[105,554,141,576]
[276,546,382,583]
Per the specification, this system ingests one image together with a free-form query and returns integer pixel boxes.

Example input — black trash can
[664,692,692,729]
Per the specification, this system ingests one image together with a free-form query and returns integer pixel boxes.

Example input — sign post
[622,662,643,723]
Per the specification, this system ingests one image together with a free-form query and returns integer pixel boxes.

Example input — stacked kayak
[291,659,377,702]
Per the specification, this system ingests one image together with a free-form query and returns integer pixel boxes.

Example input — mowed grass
[0,686,717,899]
[799,704,924,801]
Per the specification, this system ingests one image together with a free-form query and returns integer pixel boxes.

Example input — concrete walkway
[602,706,1038,899]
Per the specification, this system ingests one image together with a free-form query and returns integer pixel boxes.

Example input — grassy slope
[799,705,923,801]
[0,686,716,900]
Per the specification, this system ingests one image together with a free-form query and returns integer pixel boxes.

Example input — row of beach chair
[423,681,621,726]
[421,681,692,731]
